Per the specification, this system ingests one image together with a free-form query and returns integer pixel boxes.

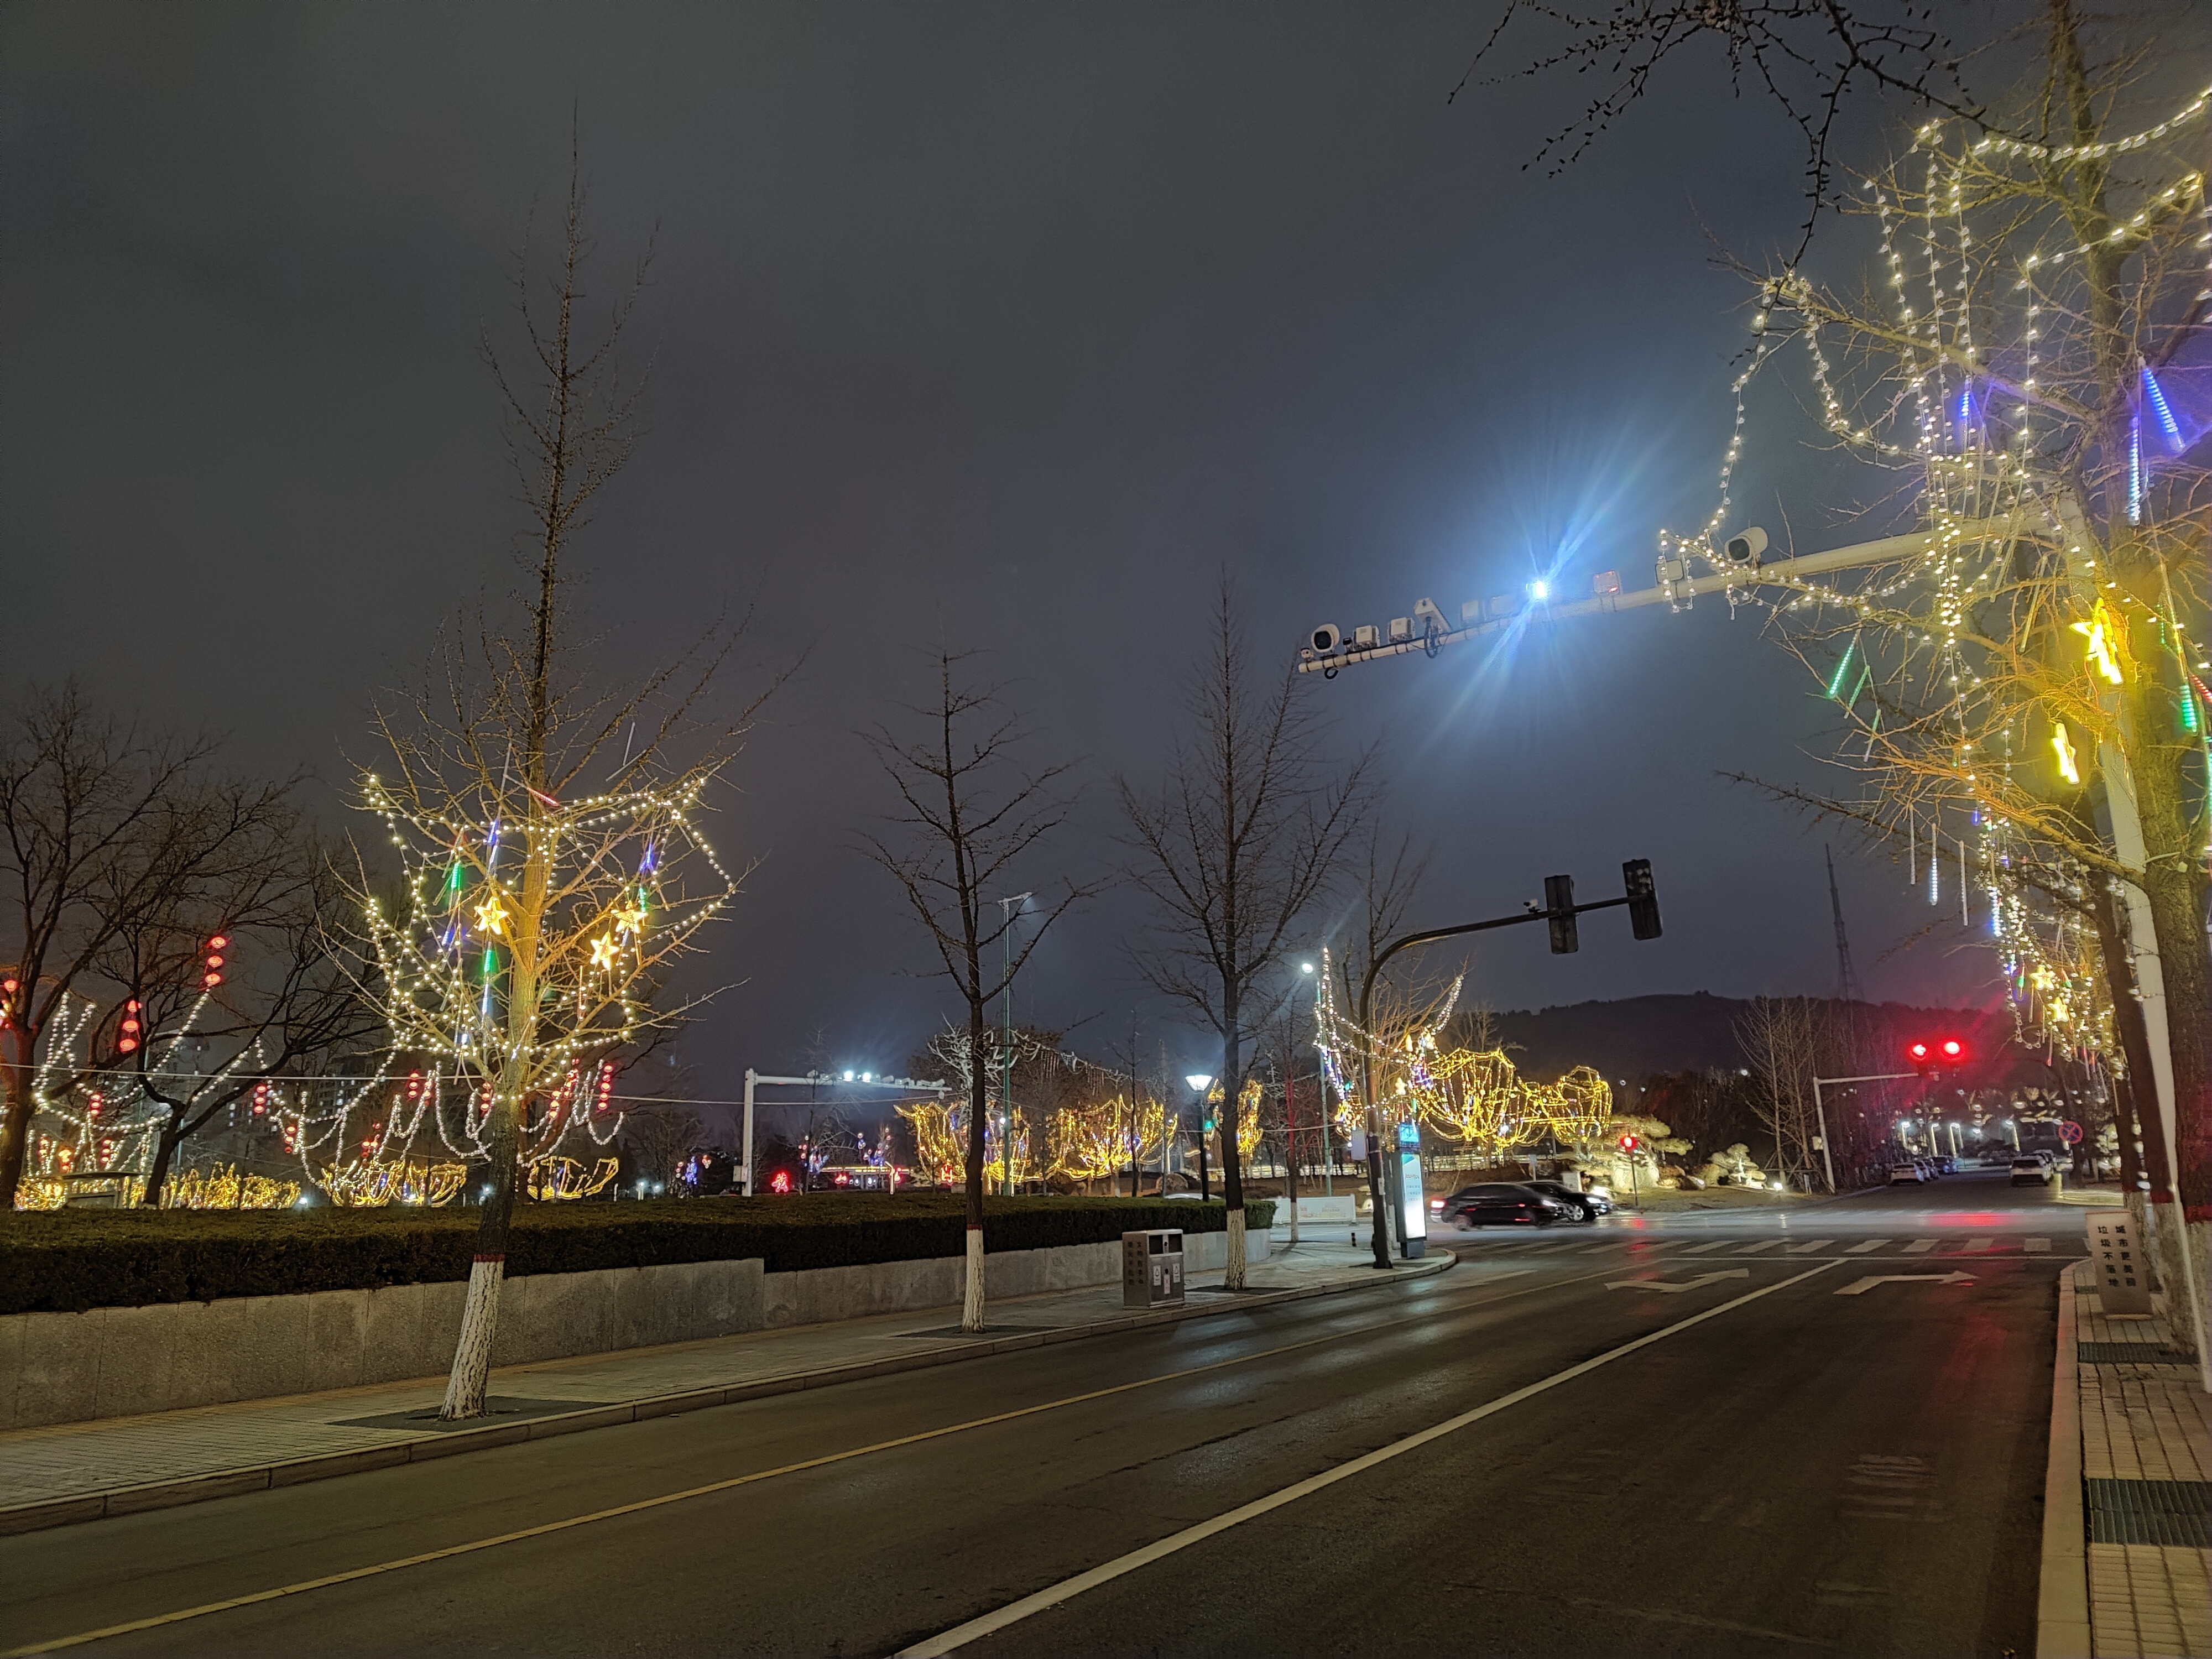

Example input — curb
[0,1250,1455,1539]
[2036,1261,2090,1659]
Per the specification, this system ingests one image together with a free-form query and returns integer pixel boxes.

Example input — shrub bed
[0,1194,1275,1316]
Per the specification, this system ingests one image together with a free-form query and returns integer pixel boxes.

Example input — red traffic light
[202,933,229,989]
[1908,1036,1968,1076]
[117,999,143,1055]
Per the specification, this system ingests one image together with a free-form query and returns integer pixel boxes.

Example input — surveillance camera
[1723,526,1769,565]
[1311,623,1343,654]
[1352,624,1380,649]
[1412,597,1449,634]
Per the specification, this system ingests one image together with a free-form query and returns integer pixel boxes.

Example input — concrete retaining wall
[0,1258,765,1432]
[0,1225,1266,1430]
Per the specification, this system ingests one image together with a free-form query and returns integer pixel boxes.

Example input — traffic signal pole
[1356,863,1662,1269]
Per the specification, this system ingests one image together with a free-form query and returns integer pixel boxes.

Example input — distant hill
[1455,992,2026,1084]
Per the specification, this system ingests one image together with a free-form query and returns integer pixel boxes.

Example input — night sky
[3,5,2033,1104]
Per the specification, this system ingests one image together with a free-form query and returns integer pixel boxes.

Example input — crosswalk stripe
[2025,1238,2051,1254]
[1679,1241,1730,1255]
[1783,1240,1834,1254]
[1844,1239,1886,1254]
[1902,1239,1938,1254]
[1963,1237,1995,1253]
[1735,1241,1781,1255]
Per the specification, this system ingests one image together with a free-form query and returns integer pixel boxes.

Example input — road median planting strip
[0,1250,1454,1542]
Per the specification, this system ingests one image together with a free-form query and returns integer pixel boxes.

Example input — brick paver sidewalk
[2067,1260,2212,1658]
[0,1238,1443,1534]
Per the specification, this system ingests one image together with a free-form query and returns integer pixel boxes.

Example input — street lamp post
[1185,1074,1213,1203]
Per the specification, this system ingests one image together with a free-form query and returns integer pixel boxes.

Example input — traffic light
[1907,1036,1969,1077]
[1545,874,1578,954]
[117,999,144,1056]
[201,934,229,990]
[1623,859,1662,940]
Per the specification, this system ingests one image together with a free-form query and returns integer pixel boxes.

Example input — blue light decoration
[1956,383,1976,440]
[2141,362,2185,454]
[2128,416,2145,524]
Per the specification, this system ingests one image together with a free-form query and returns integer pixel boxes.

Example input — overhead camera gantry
[1296,525,1949,676]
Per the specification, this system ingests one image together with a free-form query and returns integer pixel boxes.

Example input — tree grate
[2078,1342,2192,1365]
[2085,1478,2210,1547]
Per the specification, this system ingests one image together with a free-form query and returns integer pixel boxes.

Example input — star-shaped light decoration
[612,902,647,937]
[473,896,509,935]
[588,933,620,971]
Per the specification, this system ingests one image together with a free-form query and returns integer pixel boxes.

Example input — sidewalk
[0,1238,1449,1538]
[2043,1259,2211,1658]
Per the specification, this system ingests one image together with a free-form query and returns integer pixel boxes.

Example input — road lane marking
[2025,1238,2051,1254]
[1834,1271,1974,1295]
[1678,1241,1731,1255]
[1962,1237,1995,1253]
[0,1266,1619,1657]
[1844,1240,1886,1254]
[1605,1269,1750,1293]
[1735,1241,1781,1255]
[1783,1240,1834,1254]
[1901,1239,1939,1254]
[893,1260,1843,1656]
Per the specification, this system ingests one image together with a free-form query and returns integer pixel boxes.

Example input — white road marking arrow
[1605,1269,1751,1293]
[1834,1271,1975,1296]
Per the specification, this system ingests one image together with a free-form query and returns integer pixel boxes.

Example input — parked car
[1521,1178,1610,1221]
[1437,1183,1566,1229]
[1888,1162,1925,1185]
[2011,1156,2054,1186]
[1937,1156,1958,1175]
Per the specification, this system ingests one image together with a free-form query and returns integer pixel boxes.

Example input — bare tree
[1459,1,1981,252]
[114,850,384,1205]
[1329,822,1432,1039]
[619,1105,704,1190]
[1119,578,1371,1286]
[1735,995,1824,1188]
[0,687,311,1207]
[857,649,1094,1332]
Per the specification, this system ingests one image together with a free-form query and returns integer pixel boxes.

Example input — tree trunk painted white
[961,1226,985,1333]
[1224,1209,1246,1290]
[440,1256,505,1420]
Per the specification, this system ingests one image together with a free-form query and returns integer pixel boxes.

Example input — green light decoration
[1827,638,1858,700]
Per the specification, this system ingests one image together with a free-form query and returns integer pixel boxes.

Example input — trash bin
[1123,1228,1186,1309]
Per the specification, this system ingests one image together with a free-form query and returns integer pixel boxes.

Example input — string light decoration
[1654,60,2210,1072]
[898,1096,1030,1192]
[524,1155,619,1201]
[1045,1095,1167,1183]
[158,1164,301,1210]
[321,1156,468,1207]
[1202,1078,1265,1165]
[1311,950,1615,1159]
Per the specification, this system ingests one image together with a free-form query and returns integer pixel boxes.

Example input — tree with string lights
[1660,11,2208,1314]
[353,155,767,1419]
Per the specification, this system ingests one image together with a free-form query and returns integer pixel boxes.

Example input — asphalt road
[0,1171,2083,1658]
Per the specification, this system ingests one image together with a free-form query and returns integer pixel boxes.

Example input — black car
[1522,1178,1609,1221]
[1438,1183,1565,1229]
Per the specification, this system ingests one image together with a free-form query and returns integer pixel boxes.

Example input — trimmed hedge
[0,1194,1276,1316]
